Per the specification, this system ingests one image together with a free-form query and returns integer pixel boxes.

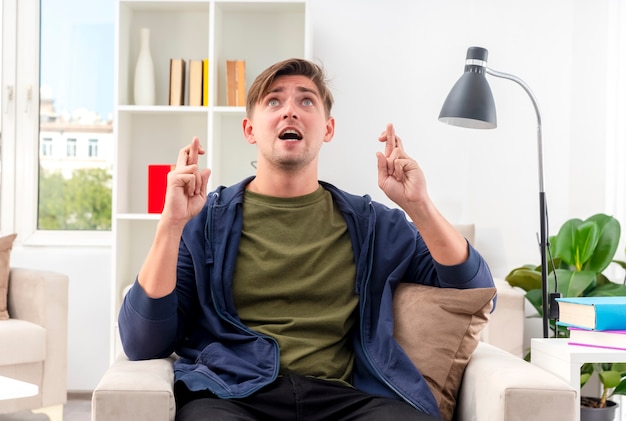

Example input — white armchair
[93,225,577,420]
[92,279,576,421]
[0,268,69,421]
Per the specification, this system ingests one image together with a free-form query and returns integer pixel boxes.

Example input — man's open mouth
[278,128,303,141]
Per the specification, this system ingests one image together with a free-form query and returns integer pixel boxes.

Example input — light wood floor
[0,394,91,421]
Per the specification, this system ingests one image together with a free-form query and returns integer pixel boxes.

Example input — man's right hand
[162,136,212,225]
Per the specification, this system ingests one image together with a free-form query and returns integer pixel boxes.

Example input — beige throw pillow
[0,233,17,320]
[393,283,496,421]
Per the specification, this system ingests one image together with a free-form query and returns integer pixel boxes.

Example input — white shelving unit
[111,0,311,359]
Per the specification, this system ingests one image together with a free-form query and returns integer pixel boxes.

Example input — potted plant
[580,362,626,420]
[506,213,626,327]
[506,213,626,414]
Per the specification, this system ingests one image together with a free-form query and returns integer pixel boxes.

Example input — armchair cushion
[393,284,496,421]
[0,319,46,365]
[0,233,17,320]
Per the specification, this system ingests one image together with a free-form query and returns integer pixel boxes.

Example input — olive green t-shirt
[232,186,358,384]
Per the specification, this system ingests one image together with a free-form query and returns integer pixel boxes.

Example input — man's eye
[302,98,313,106]
[268,99,279,106]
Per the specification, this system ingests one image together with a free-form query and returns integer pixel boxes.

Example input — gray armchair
[0,268,69,421]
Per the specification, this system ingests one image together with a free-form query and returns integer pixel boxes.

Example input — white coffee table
[0,376,38,400]
[531,338,626,421]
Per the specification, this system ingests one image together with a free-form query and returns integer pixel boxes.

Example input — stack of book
[167,58,243,107]
[169,58,209,106]
[557,296,626,350]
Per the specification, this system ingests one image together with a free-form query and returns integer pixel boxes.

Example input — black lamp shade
[439,47,497,129]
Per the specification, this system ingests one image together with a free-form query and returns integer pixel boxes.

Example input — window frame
[2,0,111,246]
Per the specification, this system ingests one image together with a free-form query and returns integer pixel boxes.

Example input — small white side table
[0,375,38,400]
[531,338,626,421]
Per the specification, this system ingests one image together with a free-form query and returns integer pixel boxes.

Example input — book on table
[567,326,626,350]
[556,296,626,331]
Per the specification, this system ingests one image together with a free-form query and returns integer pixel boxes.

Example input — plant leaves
[574,221,600,270]
[584,214,621,273]
[611,363,626,374]
[599,370,622,389]
[611,379,626,397]
[506,267,543,292]
[553,269,596,297]
[580,372,592,387]
[586,282,626,297]
[525,289,544,316]
[552,218,584,267]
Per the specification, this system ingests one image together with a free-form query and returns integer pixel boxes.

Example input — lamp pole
[485,68,550,338]
[439,47,552,338]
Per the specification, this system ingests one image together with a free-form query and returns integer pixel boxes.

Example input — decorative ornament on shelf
[133,27,155,106]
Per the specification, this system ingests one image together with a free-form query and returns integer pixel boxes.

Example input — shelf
[111,0,310,361]
[116,213,162,221]
[118,105,209,114]
[213,106,246,114]
[119,1,210,13]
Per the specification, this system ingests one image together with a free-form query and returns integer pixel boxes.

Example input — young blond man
[120,58,494,420]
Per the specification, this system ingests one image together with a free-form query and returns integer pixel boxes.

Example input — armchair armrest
[91,354,177,421]
[456,341,577,421]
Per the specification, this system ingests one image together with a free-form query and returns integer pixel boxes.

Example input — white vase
[133,28,155,105]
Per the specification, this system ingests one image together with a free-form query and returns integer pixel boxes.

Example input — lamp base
[549,292,561,320]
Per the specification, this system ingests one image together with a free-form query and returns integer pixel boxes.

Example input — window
[1,0,114,242]
[88,139,99,158]
[38,0,114,231]
[66,138,77,157]
[41,138,53,156]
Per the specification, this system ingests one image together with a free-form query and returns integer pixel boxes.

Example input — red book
[148,165,174,213]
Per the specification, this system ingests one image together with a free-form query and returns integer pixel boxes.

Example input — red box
[148,165,174,213]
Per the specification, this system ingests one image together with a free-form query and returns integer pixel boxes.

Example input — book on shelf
[556,296,626,330]
[188,59,203,106]
[148,165,174,214]
[169,59,186,106]
[236,60,245,106]
[226,60,246,106]
[202,58,209,106]
[567,326,626,351]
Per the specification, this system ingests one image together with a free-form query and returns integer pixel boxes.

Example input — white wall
[312,0,625,276]
[10,0,626,391]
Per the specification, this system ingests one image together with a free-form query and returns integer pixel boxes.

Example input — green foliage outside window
[38,167,112,230]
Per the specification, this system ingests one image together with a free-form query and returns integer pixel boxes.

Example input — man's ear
[243,118,256,144]
[323,116,335,143]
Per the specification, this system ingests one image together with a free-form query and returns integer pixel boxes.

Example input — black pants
[175,373,440,421]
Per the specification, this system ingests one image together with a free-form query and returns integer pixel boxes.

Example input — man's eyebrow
[296,86,319,95]
[266,85,320,96]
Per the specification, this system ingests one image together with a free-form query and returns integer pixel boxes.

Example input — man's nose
[282,100,298,119]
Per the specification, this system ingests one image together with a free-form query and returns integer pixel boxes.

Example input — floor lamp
[438,46,552,338]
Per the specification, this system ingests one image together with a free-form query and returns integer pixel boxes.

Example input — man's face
[243,75,334,171]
